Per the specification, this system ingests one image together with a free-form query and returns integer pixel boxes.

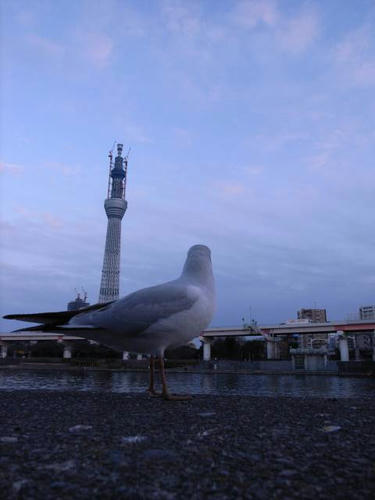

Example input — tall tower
[98,143,128,303]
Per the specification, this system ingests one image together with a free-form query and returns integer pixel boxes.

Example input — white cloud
[276,7,319,54]
[173,127,192,146]
[25,28,114,71]
[43,213,63,229]
[162,0,201,37]
[353,62,375,86]
[232,0,278,29]
[14,206,63,230]
[123,124,152,144]
[213,181,247,199]
[306,152,330,171]
[251,131,308,152]
[245,165,264,175]
[80,32,113,68]
[17,9,36,27]
[44,161,81,177]
[119,5,148,37]
[336,27,370,62]
[305,127,348,173]
[27,34,65,57]
[334,27,375,87]
[0,161,24,175]
[232,1,319,54]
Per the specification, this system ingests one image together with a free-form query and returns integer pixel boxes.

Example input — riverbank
[0,361,341,376]
[3,358,374,377]
[2,361,374,377]
[0,391,374,499]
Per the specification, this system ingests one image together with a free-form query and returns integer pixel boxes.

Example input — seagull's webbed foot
[162,393,192,401]
[158,356,193,402]
[147,389,162,397]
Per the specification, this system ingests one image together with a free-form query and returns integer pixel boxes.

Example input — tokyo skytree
[98,143,129,303]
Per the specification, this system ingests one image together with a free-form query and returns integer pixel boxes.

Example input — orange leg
[159,356,192,401]
[147,356,161,396]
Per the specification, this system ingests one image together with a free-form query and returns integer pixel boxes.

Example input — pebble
[68,425,93,433]
[43,459,76,472]
[279,469,298,477]
[322,425,342,433]
[197,428,217,438]
[108,450,127,466]
[121,435,147,444]
[0,436,18,443]
[12,479,28,493]
[142,449,178,463]
[50,481,69,489]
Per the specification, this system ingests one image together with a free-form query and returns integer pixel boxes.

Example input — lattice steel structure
[98,143,128,303]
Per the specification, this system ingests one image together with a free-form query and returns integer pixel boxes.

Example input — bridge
[201,320,375,362]
[1,319,374,363]
[0,332,86,360]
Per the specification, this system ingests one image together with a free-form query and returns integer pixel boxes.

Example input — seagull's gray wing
[81,281,199,336]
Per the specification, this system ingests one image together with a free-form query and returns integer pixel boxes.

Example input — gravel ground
[0,391,374,499]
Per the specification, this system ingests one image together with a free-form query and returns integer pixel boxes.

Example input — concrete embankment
[0,359,375,377]
[0,358,341,376]
[0,391,374,499]
[1,358,374,376]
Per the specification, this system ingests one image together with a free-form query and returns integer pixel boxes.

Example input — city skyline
[1,0,374,330]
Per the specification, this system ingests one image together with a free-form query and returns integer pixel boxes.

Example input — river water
[0,369,374,397]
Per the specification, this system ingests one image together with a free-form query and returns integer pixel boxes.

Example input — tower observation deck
[98,143,128,303]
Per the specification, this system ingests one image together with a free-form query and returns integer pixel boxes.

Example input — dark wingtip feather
[3,301,115,325]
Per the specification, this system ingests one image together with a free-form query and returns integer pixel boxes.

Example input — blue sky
[1,0,374,330]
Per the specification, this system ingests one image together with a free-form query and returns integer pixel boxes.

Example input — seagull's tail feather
[11,325,53,332]
[3,301,114,325]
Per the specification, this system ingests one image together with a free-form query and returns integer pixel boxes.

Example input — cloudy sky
[1,0,374,331]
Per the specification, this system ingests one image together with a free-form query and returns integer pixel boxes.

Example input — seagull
[4,244,216,400]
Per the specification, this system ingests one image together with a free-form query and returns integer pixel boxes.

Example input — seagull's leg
[159,356,192,401]
[147,356,161,397]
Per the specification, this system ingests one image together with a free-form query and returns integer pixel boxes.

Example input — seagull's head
[182,245,214,287]
[187,244,211,260]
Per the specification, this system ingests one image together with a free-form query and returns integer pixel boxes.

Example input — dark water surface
[0,369,374,397]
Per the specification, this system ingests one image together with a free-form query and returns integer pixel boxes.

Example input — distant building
[297,308,327,323]
[67,292,90,311]
[359,305,375,320]
[299,333,328,350]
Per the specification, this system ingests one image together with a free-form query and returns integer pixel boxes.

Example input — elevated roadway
[1,319,374,362]
[201,320,375,361]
